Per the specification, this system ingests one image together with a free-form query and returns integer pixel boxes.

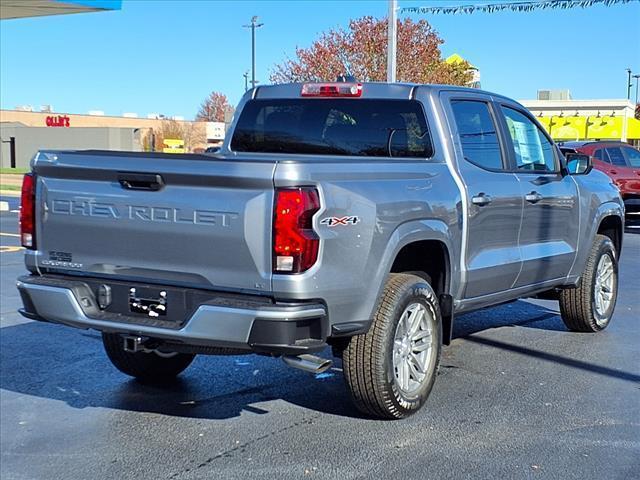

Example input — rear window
[623,146,640,167]
[230,99,433,158]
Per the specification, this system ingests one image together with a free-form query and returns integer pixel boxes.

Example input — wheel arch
[570,202,624,279]
[597,214,623,256]
[390,240,451,298]
[377,220,457,345]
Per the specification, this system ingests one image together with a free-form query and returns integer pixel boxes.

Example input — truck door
[495,103,579,287]
[443,94,523,299]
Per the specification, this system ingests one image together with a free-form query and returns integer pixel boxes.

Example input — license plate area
[93,282,191,326]
[129,287,167,318]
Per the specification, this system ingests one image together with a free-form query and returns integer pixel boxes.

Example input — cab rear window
[230,99,433,158]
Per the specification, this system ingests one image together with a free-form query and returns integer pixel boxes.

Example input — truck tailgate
[32,151,275,293]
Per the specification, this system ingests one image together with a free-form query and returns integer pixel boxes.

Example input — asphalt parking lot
[1,203,638,480]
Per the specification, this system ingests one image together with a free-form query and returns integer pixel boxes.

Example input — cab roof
[253,82,514,103]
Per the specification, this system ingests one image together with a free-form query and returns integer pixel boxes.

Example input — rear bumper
[16,275,328,355]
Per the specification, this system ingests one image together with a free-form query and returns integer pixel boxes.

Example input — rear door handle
[118,173,164,191]
[525,191,543,204]
[471,193,492,206]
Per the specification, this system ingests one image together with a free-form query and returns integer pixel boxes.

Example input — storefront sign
[163,138,185,153]
[46,115,70,127]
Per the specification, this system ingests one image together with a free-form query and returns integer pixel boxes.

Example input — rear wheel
[102,333,195,382]
[559,234,618,332]
[342,273,441,419]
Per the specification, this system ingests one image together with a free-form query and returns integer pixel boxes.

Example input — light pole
[626,68,633,100]
[634,74,640,104]
[243,16,263,89]
[243,71,249,92]
[387,0,398,82]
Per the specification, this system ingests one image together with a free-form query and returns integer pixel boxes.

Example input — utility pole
[243,16,263,89]
[243,71,249,92]
[626,68,632,100]
[387,0,398,83]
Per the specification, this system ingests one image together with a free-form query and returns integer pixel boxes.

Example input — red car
[562,141,640,224]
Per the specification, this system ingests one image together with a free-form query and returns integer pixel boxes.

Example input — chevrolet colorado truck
[17,82,624,419]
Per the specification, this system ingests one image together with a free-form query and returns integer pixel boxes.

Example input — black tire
[342,273,442,419]
[559,234,618,332]
[102,333,195,382]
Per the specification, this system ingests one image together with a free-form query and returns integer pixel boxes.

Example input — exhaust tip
[282,354,333,374]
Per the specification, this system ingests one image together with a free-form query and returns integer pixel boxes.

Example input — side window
[606,147,628,167]
[450,100,504,170]
[502,107,557,172]
[593,149,608,163]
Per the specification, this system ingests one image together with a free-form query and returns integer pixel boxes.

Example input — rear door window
[450,100,504,170]
[230,99,433,158]
[606,147,628,167]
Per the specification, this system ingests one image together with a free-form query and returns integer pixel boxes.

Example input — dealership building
[0,109,227,169]
[520,90,640,146]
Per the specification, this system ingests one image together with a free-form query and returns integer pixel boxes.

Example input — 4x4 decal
[319,216,360,227]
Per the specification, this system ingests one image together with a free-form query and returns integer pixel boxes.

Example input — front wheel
[342,273,442,419]
[559,234,618,332]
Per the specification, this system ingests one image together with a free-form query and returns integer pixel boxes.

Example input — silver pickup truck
[17,82,624,419]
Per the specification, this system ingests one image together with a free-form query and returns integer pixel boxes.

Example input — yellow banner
[627,117,640,139]
[536,115,640,140]
[549,116,587,140]
[586,116,623,139]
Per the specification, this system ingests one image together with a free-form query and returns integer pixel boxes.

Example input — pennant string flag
[400,0,637,15]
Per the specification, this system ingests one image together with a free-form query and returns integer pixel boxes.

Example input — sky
[1,0,639,119]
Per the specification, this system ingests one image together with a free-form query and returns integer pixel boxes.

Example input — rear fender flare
[366,219,456,322]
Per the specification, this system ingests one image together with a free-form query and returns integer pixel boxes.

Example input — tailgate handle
[118,173,164,191]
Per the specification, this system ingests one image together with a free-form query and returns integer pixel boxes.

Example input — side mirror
[565,153,592,175]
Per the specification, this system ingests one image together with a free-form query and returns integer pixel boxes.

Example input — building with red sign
[0,109,223,169]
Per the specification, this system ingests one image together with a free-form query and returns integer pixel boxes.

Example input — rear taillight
[20,173,36,249]
[273,187,320,273]
[301,82,362,97]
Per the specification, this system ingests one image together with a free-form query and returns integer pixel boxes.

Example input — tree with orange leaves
[270,16,472,86]
[196,91,231,122]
